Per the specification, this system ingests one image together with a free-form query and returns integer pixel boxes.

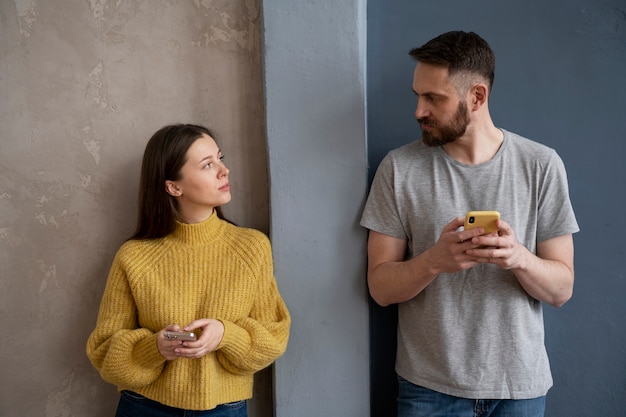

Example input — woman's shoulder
[223,222,270,245]
[221,222,272,258]
[117,236,163,251]
[114,237,169,267]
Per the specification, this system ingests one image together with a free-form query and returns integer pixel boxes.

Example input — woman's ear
[165,181,182,197]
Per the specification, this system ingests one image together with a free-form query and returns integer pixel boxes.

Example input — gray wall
[367,0,626,416]
[0,1,273,415]
[262,1,370,416]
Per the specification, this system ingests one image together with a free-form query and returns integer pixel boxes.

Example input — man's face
[419,100,470,147]
[412,63,470,147]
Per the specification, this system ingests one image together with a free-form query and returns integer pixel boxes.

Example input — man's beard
[418,101,470,147]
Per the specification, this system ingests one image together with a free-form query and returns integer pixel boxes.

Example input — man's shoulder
[383,139,433,164]
[502,129,560,164]
[389,138,426,154]
[504,129,556,155]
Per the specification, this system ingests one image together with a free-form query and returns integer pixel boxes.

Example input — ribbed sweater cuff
[134,333,167,370]
[218,320,250,357]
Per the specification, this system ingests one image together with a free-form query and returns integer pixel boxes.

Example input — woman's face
[165,134,231,223]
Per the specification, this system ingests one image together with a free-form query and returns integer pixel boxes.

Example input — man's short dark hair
[409,31,495,94]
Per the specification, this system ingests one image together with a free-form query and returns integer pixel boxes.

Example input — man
[360,31,578,417]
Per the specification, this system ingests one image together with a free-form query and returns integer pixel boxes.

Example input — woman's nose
[219,162,229,177]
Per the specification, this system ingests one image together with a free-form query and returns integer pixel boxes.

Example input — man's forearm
[368,248,440,307]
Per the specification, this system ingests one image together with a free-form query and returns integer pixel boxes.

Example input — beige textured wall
[0,1,271,415]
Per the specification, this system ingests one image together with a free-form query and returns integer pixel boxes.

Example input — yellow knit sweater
[86,213,290,410]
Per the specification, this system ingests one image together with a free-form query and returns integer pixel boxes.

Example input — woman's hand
[157,319,225,360]
[157,324,186,361]
[179,319,225,359]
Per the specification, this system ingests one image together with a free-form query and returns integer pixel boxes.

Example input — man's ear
[165,180,182,197]
[470,83,488,111]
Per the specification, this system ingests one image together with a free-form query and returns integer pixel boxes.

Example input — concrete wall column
[262,1,370,416]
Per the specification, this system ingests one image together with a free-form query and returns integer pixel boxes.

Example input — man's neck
[442,122,503,165]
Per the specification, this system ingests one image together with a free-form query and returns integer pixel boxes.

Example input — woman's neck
[177,207,215,224]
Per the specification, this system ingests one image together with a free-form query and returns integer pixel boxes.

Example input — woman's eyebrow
[197,150,222,165]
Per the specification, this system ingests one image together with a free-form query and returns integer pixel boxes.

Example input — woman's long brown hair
[130,124,225,240]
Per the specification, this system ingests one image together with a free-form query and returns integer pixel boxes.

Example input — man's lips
[418,119,435,130]
[420,123,434,131]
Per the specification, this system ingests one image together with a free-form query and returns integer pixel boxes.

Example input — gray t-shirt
[361,129,579,399]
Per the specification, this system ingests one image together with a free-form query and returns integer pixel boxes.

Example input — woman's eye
[204,156,224,169]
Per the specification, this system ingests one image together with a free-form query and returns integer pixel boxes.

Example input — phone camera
[468,216,475,224]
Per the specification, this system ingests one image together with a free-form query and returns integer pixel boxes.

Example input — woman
[87,124,291,416]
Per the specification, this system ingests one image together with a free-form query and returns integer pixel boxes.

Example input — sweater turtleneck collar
[169,211,224,245]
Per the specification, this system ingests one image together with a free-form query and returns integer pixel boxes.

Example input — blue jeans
[397,376,545,417]
[115,391,248,417]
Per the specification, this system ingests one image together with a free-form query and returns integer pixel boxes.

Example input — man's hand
[465,219,575,307]
[368,216,488,306]
[464,219,520,268]
[430,216,491,273]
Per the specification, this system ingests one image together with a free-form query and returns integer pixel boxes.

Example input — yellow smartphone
[464,211,500,234]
